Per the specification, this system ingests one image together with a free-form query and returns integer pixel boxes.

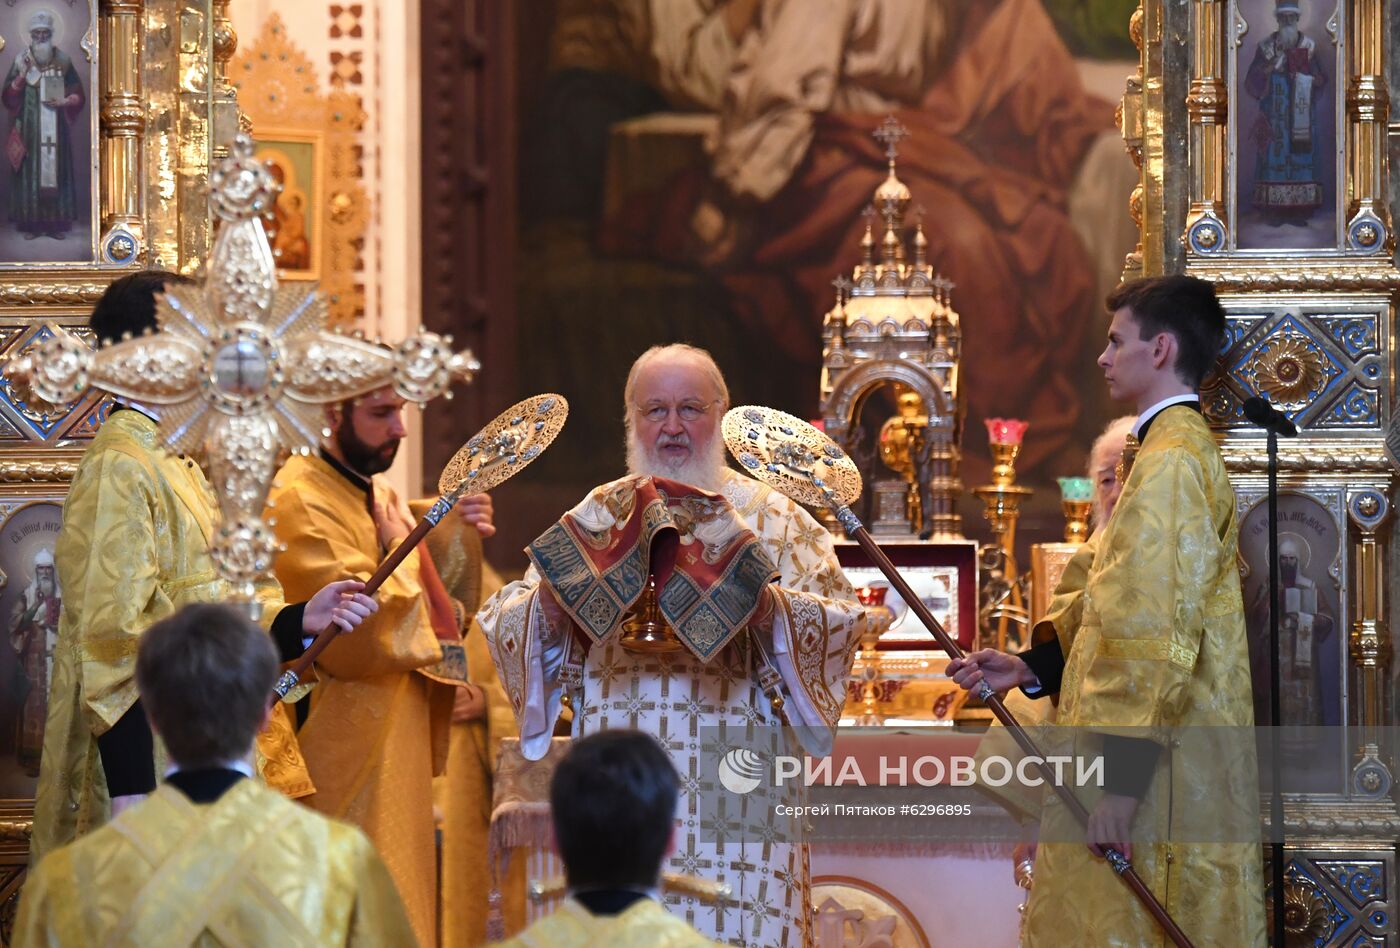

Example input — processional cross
[872,114,908,162]
[10,135,480,610]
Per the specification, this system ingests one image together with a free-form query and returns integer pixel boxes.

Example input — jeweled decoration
[7,135,479,610]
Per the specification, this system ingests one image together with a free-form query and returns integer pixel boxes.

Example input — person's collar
[319,447,371,495]
[1132,394,1201,441]
[567,884,660,917]
[164,757,254,779]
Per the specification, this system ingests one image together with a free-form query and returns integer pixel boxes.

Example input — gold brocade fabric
[12,779,415,947]
[426,537,524,947]
[31,411,311,866]
[501,897,720,948]
[1023,407,1265,947]
[268,453,459,948]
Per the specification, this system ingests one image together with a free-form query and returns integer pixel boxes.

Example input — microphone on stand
[1244,392,1295,943]
[1243,396,1298,437]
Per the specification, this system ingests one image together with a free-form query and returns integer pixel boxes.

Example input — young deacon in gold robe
[502,729,717,948]
[14,603,415,946]
[30,272,376,866]
[267,384,495,948]
[950,275,1265,946]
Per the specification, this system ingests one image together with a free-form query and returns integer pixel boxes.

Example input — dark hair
[89,270,193,346]
[135,603,278,769]
[549,730,679,889]
[1105,275,1226,387]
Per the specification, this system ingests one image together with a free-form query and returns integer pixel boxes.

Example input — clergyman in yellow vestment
[503,730,717,948]
[15,603,413,947]
[950,276,1265,946]
[31,273,375,867]
[268,386,495,948]
[420,526,522,947]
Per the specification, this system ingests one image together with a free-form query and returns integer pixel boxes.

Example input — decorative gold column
[175,0,221,266]
[1344,0,1393,253]
[1126,0,1190,279]
[1182,0,1228,256]
[209,0,239,157]
[99,0,145,265]
[1118,2,1146,280]
[1347,489,1393,798]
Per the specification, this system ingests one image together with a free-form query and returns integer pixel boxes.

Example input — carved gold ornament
[722,405,862,509]
[6,135,478,605]
[1277,875,1335,945]
[437,394,568,496]
[1247,334,1329,407]
[230,14,368,325]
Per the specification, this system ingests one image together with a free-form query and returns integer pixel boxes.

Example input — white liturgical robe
[477,468,862,947]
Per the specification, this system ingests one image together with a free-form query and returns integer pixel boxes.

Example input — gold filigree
[1246,334,1329,407]
[721,406,862,509]
[0,459,80,482]
[1222,447,1392,473]
[1128,4,1145,52]
[0,819,32,841]
[5,136,477,603]
[0,284,112,305]
[230,15,368,325]
[438,394,569,496]
[1200,269,1400,292]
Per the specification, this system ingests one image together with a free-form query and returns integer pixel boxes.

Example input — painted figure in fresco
[600,0,1115,473]
[10,547,61,775]
[1244,0,1328,226]
[2,11,85,240]
[1248,532,1337,726]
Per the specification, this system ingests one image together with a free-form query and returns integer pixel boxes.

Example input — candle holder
[1057,476,1093,543]
[974,419,1032,651]
[853,586,894,722]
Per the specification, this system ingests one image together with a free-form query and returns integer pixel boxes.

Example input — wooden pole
[269,502,447,708]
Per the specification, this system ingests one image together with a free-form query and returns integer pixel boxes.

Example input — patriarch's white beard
[625,428,728,494]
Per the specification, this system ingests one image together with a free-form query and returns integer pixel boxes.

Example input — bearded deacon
[477,344,863,947]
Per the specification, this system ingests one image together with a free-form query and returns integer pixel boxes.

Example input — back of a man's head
[89,270,194,347]
[135,603,277,769]
[550,730,679,890]
[1105,275,1227,387]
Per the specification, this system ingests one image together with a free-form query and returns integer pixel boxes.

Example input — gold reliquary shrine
[820,117,963,544]
[815,118,979,725]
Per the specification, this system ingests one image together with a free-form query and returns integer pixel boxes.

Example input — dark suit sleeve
[270,602,308,661]
[95,700,156,795]
[1103,735,1161,799]
[1018,639,1065,698]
